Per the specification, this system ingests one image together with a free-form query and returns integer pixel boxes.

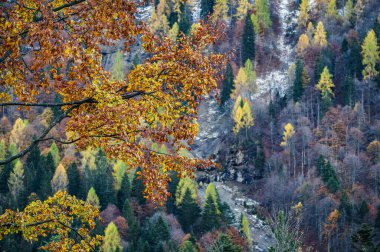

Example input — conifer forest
[1,0,380,251]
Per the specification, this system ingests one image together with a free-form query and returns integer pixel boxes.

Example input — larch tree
[9,118,27,149]
[280,123,295,148]
[240,214,252,248]
[313,21,328,49]
[87,187,101,209]
[8,160,25,208]
[51,163,68,193]
[298,0,309,28]
[361,29,380,81]
[297,34,310,56]
[213,0,229,21]
[205,183,220,214]
[232,96,254,135]
[343,0,353,25]
[236,0,252,21]
[111,50,126,81]
[232,67,248,100]
[316,66,335,112]
[175,177,198,206]
[325,0,337,20]
[255,0,271,30]
[0,0,227,248]
[103,222,122,252]
[168,22,179,41]
[48,142,60,167]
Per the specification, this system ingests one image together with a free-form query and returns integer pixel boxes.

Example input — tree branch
[0,104,80,165]
[0,98,95,107]
[52,0,87,12]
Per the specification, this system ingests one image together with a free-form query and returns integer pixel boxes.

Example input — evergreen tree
[178,3,193,35]
[142,215,170,249]
[240,214,252,248]
[67,162,82,198]
[242,14,255,65]
[8,160,25,208]
[357,200,369,219]
[200,0,214,18]
[339,191,352,217]
[202,194,221,232]
[375,205,380,228]
[349,39,363,79]
[343,75,355,107]
[180,241,197,252]
[317,156,340,193]
[37,153,54,199]
[255,139,266,178]
[0,143,16,193]
[175,177,197,206]
[131,167,146,204]
[209,233,243,252]
[166,171,180,214]
[220,63,234,107]
[177,188,201,232]
[51,163,68,193]
[351,224,379,251]
[293,59,304,102]
[24,144,40,195]
[117,173,131,210]
[87,187,101,209]
[94,149,115,208]
[103,222,123,252]
[220,201,235,225]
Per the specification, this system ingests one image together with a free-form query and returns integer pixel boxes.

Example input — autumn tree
[362,30,380,81]
[111,50,126,81]
[298,0,309,28]
[314,21,328,49]
[51,163,68,193]
[0,0,226,206]
[232,96,254,135]
[325,0,337,20]
[0,192,102,251]
[240,214,252,248]
[316,66,335,112]
[87,187,101,209]
[103,222,122,252]
[213,0,229,22]
[175,178,197,206]
[254,0,271,30]
[48,142,60,167]
[236,0,252,21]
[8,160,25,208]
[297,34,310,56]
[343,0,354,25]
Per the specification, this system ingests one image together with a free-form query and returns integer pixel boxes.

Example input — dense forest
[1,0,380,251]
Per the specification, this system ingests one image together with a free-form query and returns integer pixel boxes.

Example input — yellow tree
[236,0,252,21]
[232,96,254,135]
[297,33,310,56]
[51,163,68,193]
[281,122,296,176]
[316,66,335,100]
[361,30,380,81]
[313,21,328,48]
[0,1,226,204]
[213,0,229,21]
[325,0,337,20]
[298,0,309,28]
[280,123,295,147]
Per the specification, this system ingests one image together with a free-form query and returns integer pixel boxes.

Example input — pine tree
[51,163,68,193]
[178,3,192,35]
[87,187,101,209]
[48,142,60,167]
[8,160,25,208]
[131,168,146,204]
[375,205,380,228]
[67,162,82,198]
[209,233,243,252]
[325,0,337,20]
[180,241,197,252]
[103,222,123,252]
[220,63,234,107]
[255,139,266,178]
[94,150,115,209]
[37,153,54,199]
[177,188,201,232]
[166,171,179,214]
[240,214,252,248]
[200,0,215,18]
[339,191,352,217]
[117,173,131,210]
[202,194,221,232]
[242,14,255,64]
[361,29,380,81]
[343,75,355,106]
[293,59,304,102]
[24,144,40,195]
[298,0,309,28]
[175,177,197,206]
[313,21,327,48]
[111,50,125,81]
[351,224,378,251]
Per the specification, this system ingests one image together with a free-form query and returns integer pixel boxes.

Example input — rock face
[198,182,275,251]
